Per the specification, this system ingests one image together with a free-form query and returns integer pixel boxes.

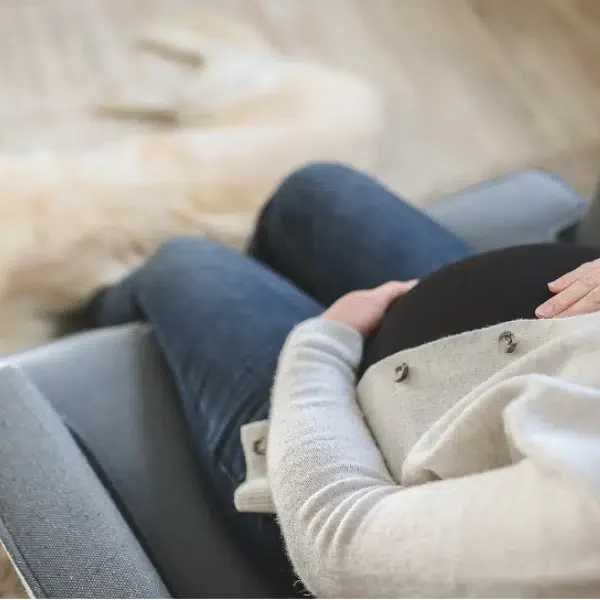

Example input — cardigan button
[394,362,410,382]
[253,437,267,456]
[498,331,517,353]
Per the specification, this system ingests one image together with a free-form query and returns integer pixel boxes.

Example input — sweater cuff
[285,317,364,370]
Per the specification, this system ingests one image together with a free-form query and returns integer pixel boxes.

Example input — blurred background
[2,0,600,204]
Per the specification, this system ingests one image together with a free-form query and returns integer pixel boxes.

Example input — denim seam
[136,287,280,487]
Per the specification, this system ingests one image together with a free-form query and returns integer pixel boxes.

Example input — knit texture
[237,315,600,598]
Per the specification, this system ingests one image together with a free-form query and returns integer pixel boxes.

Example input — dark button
[394,362,410,382]
[253,437,266,456]
[498,331,517,353]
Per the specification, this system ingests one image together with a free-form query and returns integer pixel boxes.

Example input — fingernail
[536,305,550,318]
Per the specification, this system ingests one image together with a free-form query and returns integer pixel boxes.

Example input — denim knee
[280,162,357,190]
[250,162,372,258]
[153,236,214,262]
[147,237,238,277]
[270,162,363,217]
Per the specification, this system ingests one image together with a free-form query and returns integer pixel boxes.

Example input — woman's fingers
[548,261,592,292]
[537,280,590,318]
[557,287,600,317]
[324,280,418,337]
[538,258,600,318]
[371,280,418,303]
[366,281,419,325]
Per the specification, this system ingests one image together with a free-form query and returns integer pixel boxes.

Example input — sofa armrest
[427,170,587,251]
[575,177,600,248]
[0,365,169,599]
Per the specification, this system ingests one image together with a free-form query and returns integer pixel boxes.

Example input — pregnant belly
[360,242,600,377]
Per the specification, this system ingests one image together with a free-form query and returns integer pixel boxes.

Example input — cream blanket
[0,9,381,353]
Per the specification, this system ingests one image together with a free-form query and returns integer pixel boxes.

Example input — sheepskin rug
[0,8,382,354]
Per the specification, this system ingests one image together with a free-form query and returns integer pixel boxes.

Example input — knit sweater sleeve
[267,318,600,598]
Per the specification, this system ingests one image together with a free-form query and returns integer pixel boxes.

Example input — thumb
[370,280,418,304]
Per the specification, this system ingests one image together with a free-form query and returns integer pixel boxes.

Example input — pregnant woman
[85,163,600,597]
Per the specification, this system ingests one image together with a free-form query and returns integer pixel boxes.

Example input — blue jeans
[89,163,472,589]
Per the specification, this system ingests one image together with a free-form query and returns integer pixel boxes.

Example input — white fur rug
[0,8,382,354]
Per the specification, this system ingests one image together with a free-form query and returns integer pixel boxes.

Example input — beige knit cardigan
[235,313,600,598]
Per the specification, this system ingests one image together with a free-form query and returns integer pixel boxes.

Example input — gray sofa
[0,170,593,598]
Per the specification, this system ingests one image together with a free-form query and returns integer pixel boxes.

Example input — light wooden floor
[2,0,600,597]
[198,0,600,202]
[2,0,600,201]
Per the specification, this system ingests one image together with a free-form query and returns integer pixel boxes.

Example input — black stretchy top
[360,243,600,377]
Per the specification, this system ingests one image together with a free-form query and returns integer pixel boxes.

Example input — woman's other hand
[323,280,418,337]
[536,259,600,318]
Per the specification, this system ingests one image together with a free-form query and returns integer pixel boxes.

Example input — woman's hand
[323,280,418,337]
[536,259,600,318]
